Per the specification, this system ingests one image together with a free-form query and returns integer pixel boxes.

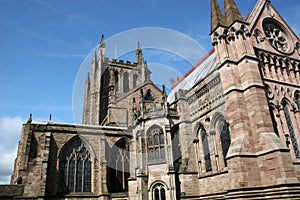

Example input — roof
[167,49,217,103]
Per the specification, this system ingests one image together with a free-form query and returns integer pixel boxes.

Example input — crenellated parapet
[110,58,138,68]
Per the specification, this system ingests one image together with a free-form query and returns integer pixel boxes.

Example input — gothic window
[148,126,165,162]
[60,138,91,193]
[29,134,38,162]
[144,89,154,101]
[106,138,130,193]
[133,74,138,88]
[152,183,166,200]
[114,71,119,92]
[123,72,129,93]
[270,106,279,137]
[218,120,231,167]
[295,93,300,112]
[201,128,212,172]
[283,101,300,158]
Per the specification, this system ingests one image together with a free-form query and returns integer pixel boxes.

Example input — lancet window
[283,101,300,158]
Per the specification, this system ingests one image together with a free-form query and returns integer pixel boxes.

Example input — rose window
[263,19,291,54]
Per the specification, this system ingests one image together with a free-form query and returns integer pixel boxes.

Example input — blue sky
[0,0,299,184]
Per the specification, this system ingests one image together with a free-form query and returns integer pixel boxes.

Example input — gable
[248,0,300,59]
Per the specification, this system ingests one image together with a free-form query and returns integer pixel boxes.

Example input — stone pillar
[99,138,109,199]
[38,132,51,197]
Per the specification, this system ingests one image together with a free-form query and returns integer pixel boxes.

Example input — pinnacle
[137,41,141,50]
[100,34,106,48]
[93,51,97,61]
[210,0,226,33]
[224,0,244,26]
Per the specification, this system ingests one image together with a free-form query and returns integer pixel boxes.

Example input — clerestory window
[123,72,129,93]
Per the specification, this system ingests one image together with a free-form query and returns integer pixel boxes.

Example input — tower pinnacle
[100,34,106,48]
[136,41,144,64]
[210,0,226,33]
[224,0,244,26]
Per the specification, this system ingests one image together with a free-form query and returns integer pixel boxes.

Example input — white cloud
[0,116,23,184]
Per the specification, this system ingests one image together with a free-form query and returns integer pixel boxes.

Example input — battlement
[110,58,138,68]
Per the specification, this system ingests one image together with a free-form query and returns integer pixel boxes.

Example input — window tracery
[263,19,291,54]
[148,127,165,162]
[152,183,166,200]
[283,101,300,158]
[60,139,91,193]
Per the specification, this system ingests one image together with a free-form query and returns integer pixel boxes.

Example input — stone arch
[210,112,231,168]
[209,112,226,133]
[58,135,95,162]
[294,91,300,111]
[194,122,207,138]
[195,123,212,172]
[149,180,169,191]
[58,135,94,194]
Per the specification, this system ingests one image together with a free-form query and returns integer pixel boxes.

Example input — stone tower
[82,36,152,126]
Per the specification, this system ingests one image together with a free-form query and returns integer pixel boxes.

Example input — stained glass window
[219,121,231,167]
[133,74,138,88]
[148,127,165,162]
[60,139,92,193]
[283,102,300,158]
[123,72,129,93]
[152,183,166,200]
[201,129,212,172]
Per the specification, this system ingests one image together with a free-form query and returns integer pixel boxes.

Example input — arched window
[295,93,300,111]
[152,183,166,200]
[123,72,129,93]
[283,101,300,158]
[218,120,231,167]
[114,71,119,92]
[269,106,279,137]
[133,74,138,88]
[148,127,165,162]
[144,89,154,101]
[60,138,91,193]
[201,128,212,172]
[106,138,130,193]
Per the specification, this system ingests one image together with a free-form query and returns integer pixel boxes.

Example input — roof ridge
[172,48,215,89]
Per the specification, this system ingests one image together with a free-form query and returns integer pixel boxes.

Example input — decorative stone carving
[254,29,266,43]
[265,84,274,100]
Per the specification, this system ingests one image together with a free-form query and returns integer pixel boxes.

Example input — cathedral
[2,0,300,199]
